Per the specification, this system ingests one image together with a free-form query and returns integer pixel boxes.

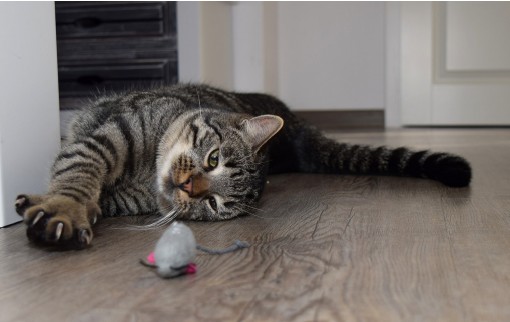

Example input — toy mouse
[140,221,250,278]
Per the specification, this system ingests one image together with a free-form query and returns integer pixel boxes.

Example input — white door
[401,2,510,126]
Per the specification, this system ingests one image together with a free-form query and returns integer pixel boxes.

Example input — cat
[14,83,472,249]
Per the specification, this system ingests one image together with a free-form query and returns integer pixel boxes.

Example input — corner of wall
[0,2,60,226]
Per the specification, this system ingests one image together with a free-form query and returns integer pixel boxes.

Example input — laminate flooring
[1,128,510,322]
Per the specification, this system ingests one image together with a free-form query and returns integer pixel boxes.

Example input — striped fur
[15,84,471,248]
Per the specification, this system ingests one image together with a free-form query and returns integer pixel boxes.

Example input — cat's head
[156,109,283,220]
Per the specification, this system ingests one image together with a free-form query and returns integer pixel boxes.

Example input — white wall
[232,2,279,95]
[277,2,386,110]
[178,2,233,89]
[232,2,265,92]
[0,3,60,226]
[179,2,386,112]
[385,2,402,128]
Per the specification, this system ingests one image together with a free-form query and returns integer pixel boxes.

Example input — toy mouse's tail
[196,240,250,255]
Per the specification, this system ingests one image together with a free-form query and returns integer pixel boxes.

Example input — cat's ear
[241,115,284,152]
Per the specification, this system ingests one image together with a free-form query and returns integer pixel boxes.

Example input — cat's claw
[14,196,26,208]
[79,229,91,246]
[15,195,31,215]
[55,222,64,241]
[32,211,45,226]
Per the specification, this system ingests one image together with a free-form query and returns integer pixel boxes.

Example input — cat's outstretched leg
[14,130,119,249]
[15,194,101,249]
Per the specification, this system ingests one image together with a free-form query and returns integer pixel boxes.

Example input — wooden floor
[1,128,510,322]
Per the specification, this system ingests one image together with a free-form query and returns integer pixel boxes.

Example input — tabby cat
[15,84,471,249]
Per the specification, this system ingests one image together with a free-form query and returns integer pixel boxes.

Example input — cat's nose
[178,174,209,197]
[178,177,193,195]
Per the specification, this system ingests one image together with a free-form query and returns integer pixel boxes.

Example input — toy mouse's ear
[139,258,157,268]
[140,252,157,268]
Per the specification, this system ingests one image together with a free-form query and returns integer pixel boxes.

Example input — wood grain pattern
[1,128,510,321]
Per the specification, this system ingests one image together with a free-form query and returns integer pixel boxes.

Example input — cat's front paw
[15,194,101,249]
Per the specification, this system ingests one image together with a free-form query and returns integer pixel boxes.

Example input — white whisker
[247,160,271,167]
[233,205,277,219]
[196,87,202,118]
[237,154,254,163]
[241,203,266,213]
[119,209,179,230]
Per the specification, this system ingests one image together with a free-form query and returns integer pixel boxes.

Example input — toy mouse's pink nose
[146,252,156,265]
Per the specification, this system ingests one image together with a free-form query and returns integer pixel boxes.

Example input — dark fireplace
[55,1,178,111]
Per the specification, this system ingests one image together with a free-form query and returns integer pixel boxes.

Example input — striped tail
[296,135,472,187]
[348,145,470,187]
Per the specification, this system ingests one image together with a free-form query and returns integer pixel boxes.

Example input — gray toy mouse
[141,221,250,278]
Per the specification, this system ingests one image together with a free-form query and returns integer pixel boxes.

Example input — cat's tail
[292,129,472,187]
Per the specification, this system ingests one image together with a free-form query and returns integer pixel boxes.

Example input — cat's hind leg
[15,194,101,249]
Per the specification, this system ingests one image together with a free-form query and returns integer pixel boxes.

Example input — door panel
[445,2,510,72]
[401,2,510,125]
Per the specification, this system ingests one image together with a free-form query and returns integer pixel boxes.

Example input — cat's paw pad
[16,194,96,249]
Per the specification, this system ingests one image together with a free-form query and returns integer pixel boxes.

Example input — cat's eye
[207,196,217,212]
[207,149,219,169]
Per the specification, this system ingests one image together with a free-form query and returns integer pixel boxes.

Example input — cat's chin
[157,189,213,221]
